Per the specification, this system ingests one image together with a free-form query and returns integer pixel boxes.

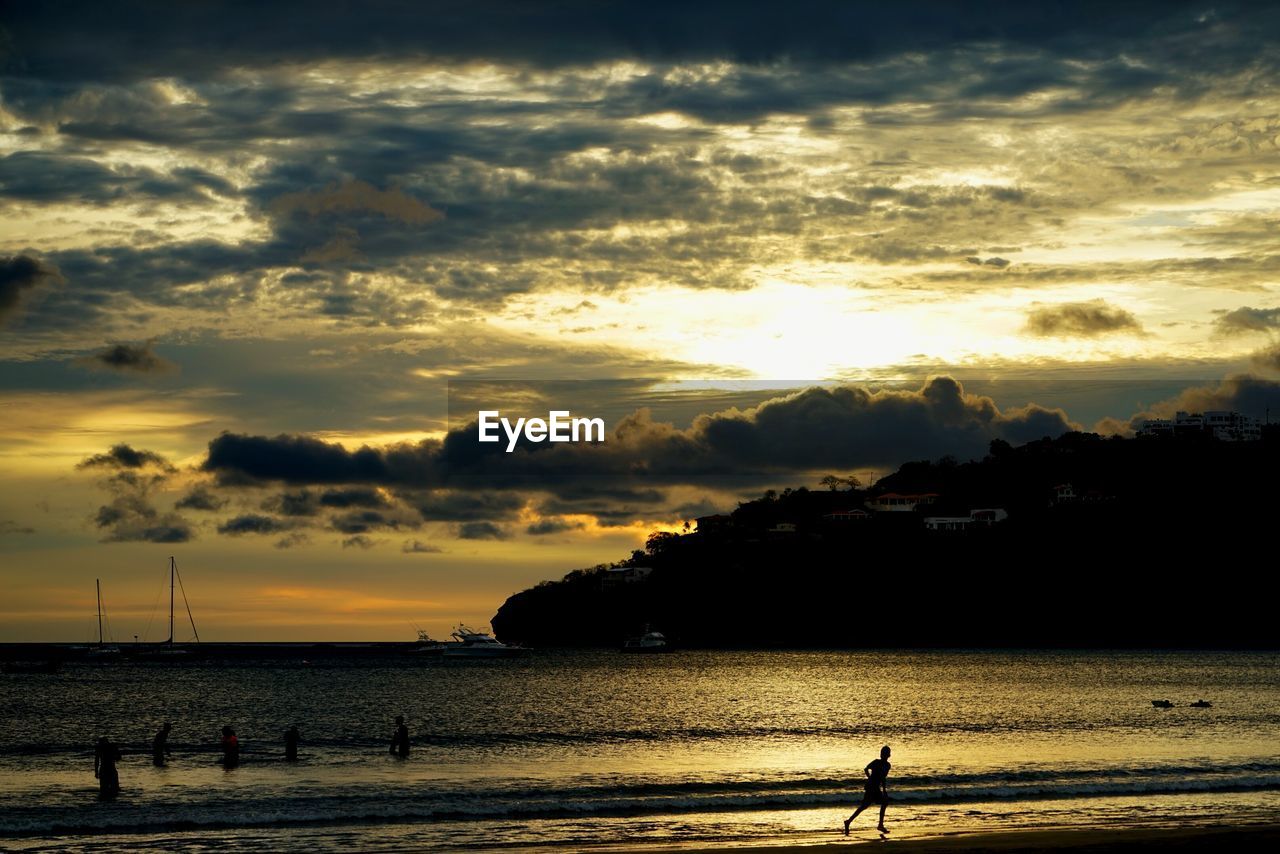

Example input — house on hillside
[822,509,870,522]
[923,515,971,532]
[1138,410,1261,442]
[866,492,939,512]
[694,514,732,534]
[925,508,1009,531]
[602,565,654,588]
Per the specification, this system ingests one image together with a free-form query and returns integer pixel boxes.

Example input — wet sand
[628,824,1280,852]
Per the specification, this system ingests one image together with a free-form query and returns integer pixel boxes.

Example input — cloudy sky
[3,1,1280,640]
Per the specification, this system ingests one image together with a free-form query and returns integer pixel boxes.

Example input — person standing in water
[220,726,240,768]
[843,745,892,835]
[94,736,122,798]
[390,715,410,758]
[284,725,300,761]
[152,722,172,766]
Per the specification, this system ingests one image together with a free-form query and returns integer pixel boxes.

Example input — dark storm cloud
[0,152,233,204]
[175,485,226,511]
[318,487,391,508]
[401,491,527,524]
[264,490,321,517]
[77,443,175,471]
[75,340,178,374]
[204,432,398,484]
[526,517,585,536]
[1214,306,1280,335]
[1103,374,1280,435]
[329,509,412,534]
[4,1,1272,82]
[0,255,60,324]
[93,496,192,543]
[402,538,443,554]
[1024,301,1143,337]
[77,444,193,542]
[1252,343,1280,372]
[1166,374,1280,417]
[457,521,508,541]
[217,514,292,535]
[201,378,1076,500]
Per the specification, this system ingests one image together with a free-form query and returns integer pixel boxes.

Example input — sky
[3,1,1280,641]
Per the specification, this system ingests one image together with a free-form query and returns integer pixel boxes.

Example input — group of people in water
[93,717,411,798]
[96,727,894,835]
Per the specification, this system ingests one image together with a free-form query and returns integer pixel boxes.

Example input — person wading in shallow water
[94,736,121,798]
[843,745,892,835]
[220,726,240,768]
[152,721,172,766]
[390,716,410,758]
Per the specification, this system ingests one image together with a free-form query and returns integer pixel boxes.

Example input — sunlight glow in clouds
[4,1,1280,638]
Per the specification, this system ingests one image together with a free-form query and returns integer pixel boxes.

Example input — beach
[633,825,1280,853]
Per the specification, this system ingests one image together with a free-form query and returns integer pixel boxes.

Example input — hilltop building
[1137,410,1261,442]
[866,492,939,512]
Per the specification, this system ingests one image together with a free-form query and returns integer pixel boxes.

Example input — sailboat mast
[96,578,103,647]
[169,556,175,647]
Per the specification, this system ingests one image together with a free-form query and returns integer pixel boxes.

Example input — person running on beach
[220,726,240,768]
[843,745,892,835]
[284,725,300,761]
[94,736,122,798]
[152,722,172,766]
[390,716,410,758]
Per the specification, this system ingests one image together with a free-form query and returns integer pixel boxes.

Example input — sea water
[1,650,1277,851]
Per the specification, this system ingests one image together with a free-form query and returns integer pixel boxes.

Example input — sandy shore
[622,824,1280,853]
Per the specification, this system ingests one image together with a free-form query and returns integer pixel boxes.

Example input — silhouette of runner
[843,745,891,835]
[390,716,410,758]
[284,725,300,761]
[94,736,121,798]
[152,722,172,766]
[221,726,240,768]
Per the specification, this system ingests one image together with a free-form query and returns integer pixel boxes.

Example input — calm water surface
[1,650,1277,851]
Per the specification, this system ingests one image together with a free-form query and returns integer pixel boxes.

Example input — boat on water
[622,627,670,653]
[442,625,526,658]
[131,557,201,660]
[84,578,122,660]
[408,629,448,655]
[1151,699,1174,708]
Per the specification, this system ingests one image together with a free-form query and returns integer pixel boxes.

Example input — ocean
[1,650,1277,851]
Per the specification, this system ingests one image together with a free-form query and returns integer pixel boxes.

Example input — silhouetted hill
[491,431,1279,648]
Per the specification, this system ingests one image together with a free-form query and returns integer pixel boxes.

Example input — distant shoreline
[623,825,1280,853]
[3,644,1280,660]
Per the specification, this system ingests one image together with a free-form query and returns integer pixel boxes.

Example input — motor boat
[1151,699,1174,708]
[442,626,526,658]
[1189,699,1213,708]
[622,628,670,653]
[409,629,447,655]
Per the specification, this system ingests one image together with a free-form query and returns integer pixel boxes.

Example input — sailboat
[85,578,121,660]
[134,556,200,660]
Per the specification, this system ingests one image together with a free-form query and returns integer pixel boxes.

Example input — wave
[4,769,1279,837]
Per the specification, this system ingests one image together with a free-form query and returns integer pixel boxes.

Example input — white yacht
[622,628,670,653]
[442,626,526,658]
